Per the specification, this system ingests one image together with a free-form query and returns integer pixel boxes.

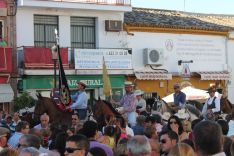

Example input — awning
[0,84,14,103]
[198,71,230,80]
[135,68,172,80]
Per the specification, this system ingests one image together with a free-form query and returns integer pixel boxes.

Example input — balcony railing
[37,0,131,6]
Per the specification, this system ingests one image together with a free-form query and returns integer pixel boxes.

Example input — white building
[124,8,234,102]
[16,0,132,102]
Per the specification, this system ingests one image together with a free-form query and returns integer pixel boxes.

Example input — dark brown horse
[34,93,73,126]
[220,96,233,114]
[92,98,123,130]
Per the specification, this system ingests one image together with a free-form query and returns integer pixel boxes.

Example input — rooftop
[124,7,234,32]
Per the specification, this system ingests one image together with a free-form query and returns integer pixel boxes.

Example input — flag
[58,46,71,106]
[102,57,112,97]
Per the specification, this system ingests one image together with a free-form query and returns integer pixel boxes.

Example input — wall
[16,8,128,49]
[128,32,227,73]
[227,38,234,103]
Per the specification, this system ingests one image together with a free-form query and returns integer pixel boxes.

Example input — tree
[13,92,36,112]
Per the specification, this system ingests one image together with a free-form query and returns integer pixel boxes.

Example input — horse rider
[134,90,147,116]
[69,81,88,120]
[171,83,186,112]
[118,81,137,127]
[202,86,221,119]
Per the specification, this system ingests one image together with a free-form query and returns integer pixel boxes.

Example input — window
[34,15,58,47]
[0,21,3,41]
[71,17,96,49]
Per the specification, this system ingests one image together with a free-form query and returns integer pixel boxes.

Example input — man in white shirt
[202,87,220,119]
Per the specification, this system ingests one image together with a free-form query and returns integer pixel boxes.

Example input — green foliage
[13,92,36,112]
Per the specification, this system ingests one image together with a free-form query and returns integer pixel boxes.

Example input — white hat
[124,81,134,86]
[175,109,189,120]
[162,112,171,121]
[134,90,144,96]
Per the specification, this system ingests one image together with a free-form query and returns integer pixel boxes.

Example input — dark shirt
[132,124,145,135]
[173,91,186,107]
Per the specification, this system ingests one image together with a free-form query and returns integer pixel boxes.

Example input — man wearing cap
[119,81,137,127]
[172,83,186,111]
[0,127,10,151]
[202,87,220,118]
[69,81,88,120]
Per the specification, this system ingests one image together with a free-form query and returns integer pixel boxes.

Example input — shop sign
[135,73,172,80]
[74,49,132,69]
[22,75,124,90]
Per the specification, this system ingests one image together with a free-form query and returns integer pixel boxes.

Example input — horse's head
[220,96,233,114]
[34,93,48,121]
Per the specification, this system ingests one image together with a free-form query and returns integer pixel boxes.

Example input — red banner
[0,76,8,84]
[24,47,69,69]
[0,47,12,73]
[0,0,7,8]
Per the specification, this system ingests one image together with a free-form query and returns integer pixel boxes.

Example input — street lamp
[51,44,58,89]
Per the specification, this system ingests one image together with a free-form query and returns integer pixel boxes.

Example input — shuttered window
[71,17,96,49]
[34,15,58,47]
[0,21,3,40]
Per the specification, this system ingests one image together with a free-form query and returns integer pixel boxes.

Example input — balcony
[38,0,131,6]
[18,0,132,12]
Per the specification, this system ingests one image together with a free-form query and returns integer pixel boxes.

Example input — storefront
[18,75,125,104]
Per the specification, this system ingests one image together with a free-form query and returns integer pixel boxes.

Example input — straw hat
[175,109,189,120]
[77,80,87,88]
[124,81,134,87]
[206,87,216,93]
[162,112,171,121]
[134,90,144,96]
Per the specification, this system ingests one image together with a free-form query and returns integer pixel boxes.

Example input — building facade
[0,0,16,112]
[124,8,233,101]
[16,0,132,104]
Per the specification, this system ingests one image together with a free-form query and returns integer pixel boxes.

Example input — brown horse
[92,98,123,130]
[34,93,73,126]
[220,96,233,114]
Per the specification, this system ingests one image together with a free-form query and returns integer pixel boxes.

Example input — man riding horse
[68,81,88,120]
[202,86,221,120]
[171,83,186,112]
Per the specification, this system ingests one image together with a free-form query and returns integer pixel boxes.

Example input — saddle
[50,88,72,112]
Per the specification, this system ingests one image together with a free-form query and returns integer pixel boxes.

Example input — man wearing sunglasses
[159,130,178,156]
[65,134,89,156]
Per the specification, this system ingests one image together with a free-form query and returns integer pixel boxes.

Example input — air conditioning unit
[105,20,122,32]
[143,48,164,65]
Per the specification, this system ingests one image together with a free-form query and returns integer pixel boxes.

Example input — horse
[34,93,73,126]
[92,98,124,130]
[220,96,233,114]
[152,98,202,121]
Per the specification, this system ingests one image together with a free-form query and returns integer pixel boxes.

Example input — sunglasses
[17,143,27,148]
[160,139,167,144]
[65,147,82,153]
[169,121,178,125]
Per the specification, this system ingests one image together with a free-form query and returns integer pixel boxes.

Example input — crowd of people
[0,81,234,156]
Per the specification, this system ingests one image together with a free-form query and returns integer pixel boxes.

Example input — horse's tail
[36,92,43,99]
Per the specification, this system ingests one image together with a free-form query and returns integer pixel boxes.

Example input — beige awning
[135,68,172,80]
[198,71,230,80]
[0,84,14,103]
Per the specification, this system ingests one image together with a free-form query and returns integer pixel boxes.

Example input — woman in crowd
[167,115,188,141]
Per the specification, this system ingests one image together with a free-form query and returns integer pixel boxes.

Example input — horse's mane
[185,104,201,118]
[187,100,204,111]
[102,100,122,116]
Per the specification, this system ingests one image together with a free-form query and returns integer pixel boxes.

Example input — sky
[132,0,234,15]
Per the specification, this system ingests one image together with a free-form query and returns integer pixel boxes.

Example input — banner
[102,57,112,97]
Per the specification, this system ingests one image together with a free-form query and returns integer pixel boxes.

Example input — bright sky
[132,0,234,15]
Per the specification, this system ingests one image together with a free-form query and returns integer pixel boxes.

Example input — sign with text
[74,49,132,69]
